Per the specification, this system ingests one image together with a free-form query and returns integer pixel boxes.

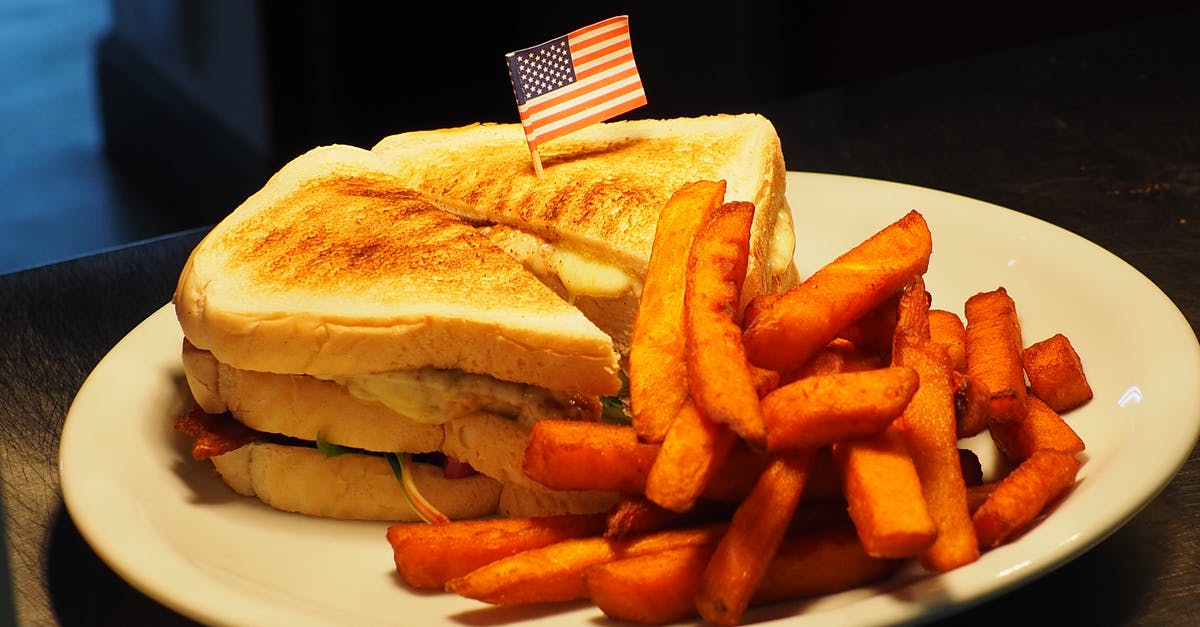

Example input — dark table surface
[2,9,1198,627]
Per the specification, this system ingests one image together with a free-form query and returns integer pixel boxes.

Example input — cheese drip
[325,369,598,427]
[480,225,637,301]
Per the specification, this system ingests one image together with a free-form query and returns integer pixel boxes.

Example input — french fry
[929,309,968,372]
[521,419,657,493]
[700,439,770,503]
[832,424,937,559]
[783,338,883,386]
[748,363,781,398]
[685,200,766,445]
[523,417,768,506]
[989,393,1086,462]
[892,275,932,342]
[697,451,814,627]
[799,446,847,504]
[761,366,918,452]
[385,513,606,590]
[645,399,738,512]
[892,329,980,572]
[586,524,896,625]
[605,496,734,539]
[952,370,992,438]
[966,481,998,515]
[964,287,1028,423]
[446,524,727,605]
[630,180,727,443]
[741,291,779,331]
[972,449,1082,548]
[743,210,933,373]
[587,544,715,625]
[1022,333,1093,413]
[754,524,899,605]
[836,291,901,357]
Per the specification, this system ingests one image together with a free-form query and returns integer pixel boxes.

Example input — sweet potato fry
[929,309,968,372]
[893,275,932,342]
[761,366,918,452]
[799,446,847,504]
[1022,333,1093,413]
[743,210,933,373]
[587,544,715,625]
[697,451,815,627]
[892,329,980,572]
[686,200,766,445]
[749,363,781,398]
[385,513,606,590]
[953,371,992,438]
[832,424,937,559]
[964,287,1028,423]
[700,439,769,503]
[446,524,727,605]
[783,338,883,384]
[836,291,901,357]
[630,180,727,443]
[972,449,1082,548]
[989,393,1086,462]
[604,496,734,539]
[754,524,899,605]
[645,399,738,512]
[966,481,999,514]
[587,524,895,625]
[521,419,657,493]
[740,290,782,332]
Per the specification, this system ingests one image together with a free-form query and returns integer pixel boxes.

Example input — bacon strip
[174,404,260,460]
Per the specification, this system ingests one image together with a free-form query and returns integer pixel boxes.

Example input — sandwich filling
[320,368,601,428]
[479,224,639,302]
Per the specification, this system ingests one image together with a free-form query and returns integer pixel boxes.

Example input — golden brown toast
[174,144,621,395]
[370,114,797,351]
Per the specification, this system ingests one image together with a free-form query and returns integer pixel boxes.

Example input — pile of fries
[385,180,1094,625]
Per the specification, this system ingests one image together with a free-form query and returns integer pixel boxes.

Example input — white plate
[60,172,1200,627]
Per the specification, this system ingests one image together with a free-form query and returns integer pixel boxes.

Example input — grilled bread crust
[370,114,797,350]
[174,144,620,396]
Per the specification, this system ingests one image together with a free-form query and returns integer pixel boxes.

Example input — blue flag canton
[507,35,576,106]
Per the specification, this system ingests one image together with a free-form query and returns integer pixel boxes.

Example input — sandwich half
[173,144,623,522]
[370,113,798,354]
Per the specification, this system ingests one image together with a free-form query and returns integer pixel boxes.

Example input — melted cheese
[325,369,590,428]
[481,226,637,301]
[769,206,797,277]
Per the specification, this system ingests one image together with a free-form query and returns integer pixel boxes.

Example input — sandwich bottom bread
[172,143,626,522]
[177,346,620,522]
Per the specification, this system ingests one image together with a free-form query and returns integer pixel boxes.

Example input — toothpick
[530,147,544,178]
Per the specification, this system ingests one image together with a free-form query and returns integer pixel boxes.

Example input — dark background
[95,1,1198,228]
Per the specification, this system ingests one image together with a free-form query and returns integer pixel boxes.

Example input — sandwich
[370,113,798,355]
[173,113,798,523]
[174,144,624,522]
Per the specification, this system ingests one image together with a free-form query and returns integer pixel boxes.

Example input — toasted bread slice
[370,114,797,352]
[174,144,621,396]
[209,444,504,522]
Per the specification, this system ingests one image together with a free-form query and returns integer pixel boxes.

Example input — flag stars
[511,36,575,100]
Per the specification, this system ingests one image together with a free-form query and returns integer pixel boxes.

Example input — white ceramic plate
[60,172,1200,627]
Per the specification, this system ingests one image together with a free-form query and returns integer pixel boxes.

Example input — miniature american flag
[505,15,647,152]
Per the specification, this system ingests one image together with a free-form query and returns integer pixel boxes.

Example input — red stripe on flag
[519,65,642,118]
[525,81,646,138]
[573,44,635,77]
[528,93,648,147]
